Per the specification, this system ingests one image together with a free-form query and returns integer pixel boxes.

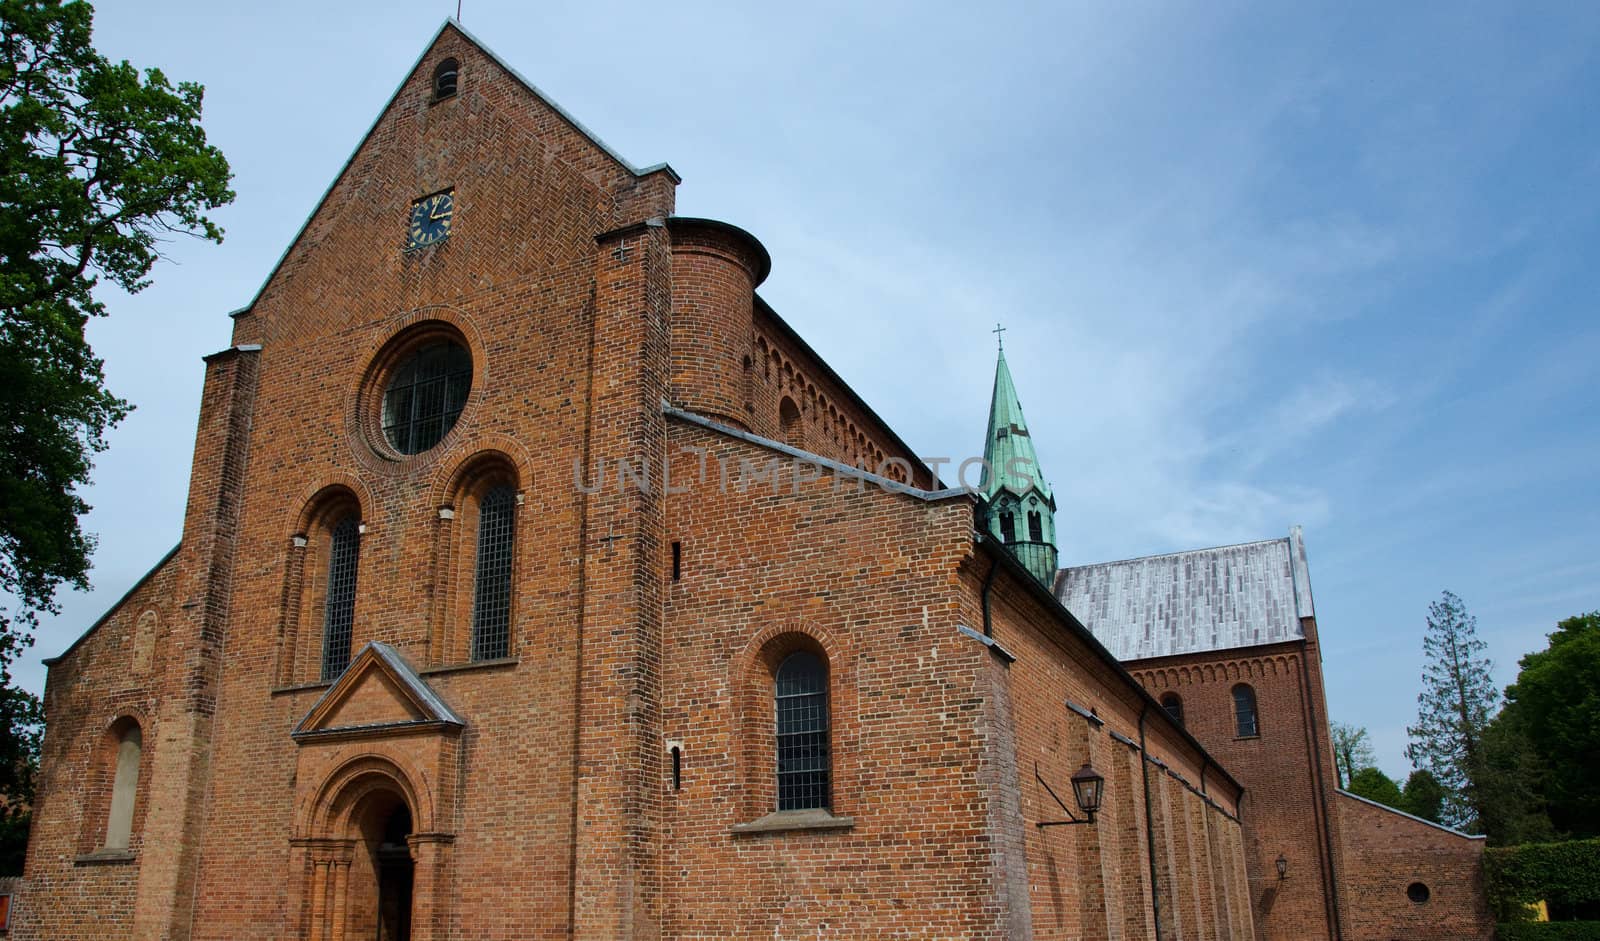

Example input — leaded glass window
[321,516,360,681]
[776,651,830,811]
[471,485,516,661]
[382,342,471,454]
[1233,684,1259,738]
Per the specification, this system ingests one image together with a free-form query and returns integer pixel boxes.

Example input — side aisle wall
[973,555,1255,941]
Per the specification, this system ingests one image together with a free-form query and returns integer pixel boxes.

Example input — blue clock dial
[406,190,453,250]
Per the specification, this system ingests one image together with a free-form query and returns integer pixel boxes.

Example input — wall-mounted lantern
[1036,761,1106,827]
[1276,853,1289,880]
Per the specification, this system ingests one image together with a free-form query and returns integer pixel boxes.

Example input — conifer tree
[1405,590,1498,831]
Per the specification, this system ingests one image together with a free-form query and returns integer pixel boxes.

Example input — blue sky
[23,0,1599,778]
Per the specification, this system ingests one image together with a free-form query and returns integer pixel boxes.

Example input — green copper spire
[981,334,1058,585]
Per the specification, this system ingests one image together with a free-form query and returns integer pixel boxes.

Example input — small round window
[381,340,471,454]
[1406,882,1431,904]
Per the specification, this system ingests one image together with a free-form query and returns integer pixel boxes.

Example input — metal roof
[1053,527,1315,661]
[981,348,1054,504]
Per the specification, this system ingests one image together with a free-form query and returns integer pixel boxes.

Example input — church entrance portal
[354,791,413,941]
[373,803,413,941]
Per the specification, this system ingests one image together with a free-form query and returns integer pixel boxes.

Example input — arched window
[321,516,361,681]
[432,57,459,100]
[104,721,142,850]
[775,651,830,811]
[1027,510,1043,542]
[1233,683,1259,738]
[999,510,1015,543]
[1160,692,1184,726]
[470,484,516,661]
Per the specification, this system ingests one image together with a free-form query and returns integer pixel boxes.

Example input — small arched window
[1233,683,1259,738]
[471,484,516,661]
[104,721,142,850]
[775,651,830,811]
[432,58,459,100]
[999,511,1016,543]
[1160,692,1184,726]
[321,516,361,681]
[1027,510,1043,542]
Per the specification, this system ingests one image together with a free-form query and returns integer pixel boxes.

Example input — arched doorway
[299,766,425,941]
[349,787,413,941]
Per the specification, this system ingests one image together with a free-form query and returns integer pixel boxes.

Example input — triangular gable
[230,18,679,319]
[292,642,464,742]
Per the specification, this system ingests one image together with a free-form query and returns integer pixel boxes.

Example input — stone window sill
[1234,734,1261,742]
[420,656,519,677]
[270,680,333,697]
[731,809,855,835]
[75,849,136,866]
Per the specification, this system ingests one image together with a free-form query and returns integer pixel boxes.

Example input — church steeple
[980,331,1058,585]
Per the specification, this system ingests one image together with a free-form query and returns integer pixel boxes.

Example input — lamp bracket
[1035,761,1094,828]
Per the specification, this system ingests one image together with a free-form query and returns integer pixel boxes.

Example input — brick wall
[975,548,1254,941]
[1336,792,1492,941]
[1129,639,1344,940]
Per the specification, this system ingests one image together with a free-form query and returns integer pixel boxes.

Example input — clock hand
[430,198,451,220]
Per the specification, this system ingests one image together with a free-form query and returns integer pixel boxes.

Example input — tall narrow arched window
[1027,510,1043,542]
[1233,683,1259,738]
[1161,692,1184,726]
[999,510,1016,543]
[471,484,516,661]
[775,651,830,811]
[104,722,142,850]
[321,516,361,681]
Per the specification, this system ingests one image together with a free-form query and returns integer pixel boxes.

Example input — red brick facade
[1125,613,1492,941]
[18,21,1259,940]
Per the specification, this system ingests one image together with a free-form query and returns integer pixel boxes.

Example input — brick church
[13,21,1491,941]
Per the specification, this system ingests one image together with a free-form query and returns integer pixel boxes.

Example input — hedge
[1486,839,1600,921]
[1497,922,1600,941]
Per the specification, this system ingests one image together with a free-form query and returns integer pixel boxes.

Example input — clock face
[406,190,453,250]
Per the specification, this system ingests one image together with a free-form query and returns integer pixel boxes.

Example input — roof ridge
[1059,535,1291,571]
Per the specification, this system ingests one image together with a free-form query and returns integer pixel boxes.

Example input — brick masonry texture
[11,20,1464,941]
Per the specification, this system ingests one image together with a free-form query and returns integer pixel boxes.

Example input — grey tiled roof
[1053,527,1315,661]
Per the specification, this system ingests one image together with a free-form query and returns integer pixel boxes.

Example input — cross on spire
[992,322,1006,350]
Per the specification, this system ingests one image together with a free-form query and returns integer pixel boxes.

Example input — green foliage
[0,0,232,876]
[1400,768,1446,823]
[1348,766,1405,808]
[1478,703,1558,846]
[1484,839,1600,922]
[1497,923,1600,941]
[1501,613,1600,838]
[0,0,232,642]
[1331,721,1375,789]
[1407,590,1498,831]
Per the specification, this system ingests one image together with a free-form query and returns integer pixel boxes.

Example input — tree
[1331,721,1376,789]
[0,0,233,643]
[0,670,40,875]
[0,0,232,871]
[1497,611,1600,839]
[1405,590,1499,831]
[1399,769,1445,823]
[1348,767,1404,809]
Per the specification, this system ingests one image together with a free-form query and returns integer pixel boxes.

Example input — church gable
[232,20,676,344]
[292,642,463,741]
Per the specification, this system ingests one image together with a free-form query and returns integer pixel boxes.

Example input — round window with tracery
[381,340,471,454]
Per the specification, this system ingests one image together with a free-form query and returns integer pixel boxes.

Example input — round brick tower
[667,217,771,430]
